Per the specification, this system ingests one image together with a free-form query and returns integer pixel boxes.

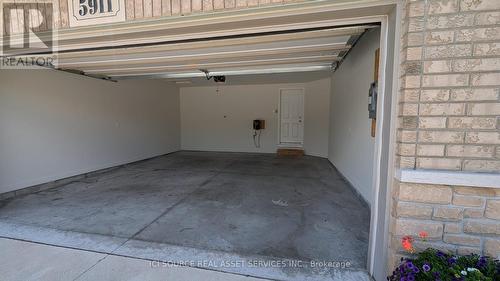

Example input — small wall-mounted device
[253,119,265,148]
[199,69,226,83]
[213,76,226,83]
[368,81,378,138]
[253,119,265,130]
[368,81,378,120]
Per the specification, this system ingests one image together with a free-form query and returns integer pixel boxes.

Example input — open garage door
[55,25,376,80]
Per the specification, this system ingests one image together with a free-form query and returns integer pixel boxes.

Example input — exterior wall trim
[396,169,500,189]
[2,1,397,54]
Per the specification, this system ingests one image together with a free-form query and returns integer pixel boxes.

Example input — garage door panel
[85,55,339,75]
[58,35,351,64]
[59,45,347,70]
[9,18,376,79]
[54,27,365,61]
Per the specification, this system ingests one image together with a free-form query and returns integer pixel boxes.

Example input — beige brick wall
[397,0,500,172]
[2,0,309,33]
[388,181,500,270]
[123,0,306,21]
[389,0,500,273]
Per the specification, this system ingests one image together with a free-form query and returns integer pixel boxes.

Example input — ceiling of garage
[54,24,377,81]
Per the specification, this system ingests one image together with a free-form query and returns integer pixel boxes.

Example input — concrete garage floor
[0,152,371,281]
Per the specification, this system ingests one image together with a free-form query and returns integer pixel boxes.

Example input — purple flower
[407,275,415,281]
[477,256,487,268]
[436,251,445,258]
[422,264,431,272]
[447,257,457,265]
[406,261,415,270]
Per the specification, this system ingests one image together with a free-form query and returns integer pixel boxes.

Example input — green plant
[388,248,499,281]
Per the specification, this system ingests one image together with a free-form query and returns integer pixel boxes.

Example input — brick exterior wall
[388,181,500,270]
[397,0,500,172]
[123,0,306,21]
[390,0,500,272]
[1,0,308,32]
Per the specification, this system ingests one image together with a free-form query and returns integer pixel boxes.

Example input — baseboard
[277,143,303,148]
[181,148,328,158]
[180,147,276,154]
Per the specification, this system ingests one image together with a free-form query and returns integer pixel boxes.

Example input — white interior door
[280,89,304,144]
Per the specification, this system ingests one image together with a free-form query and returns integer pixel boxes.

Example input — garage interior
[0,20,382,281]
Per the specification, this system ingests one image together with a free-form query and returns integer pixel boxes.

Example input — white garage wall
[303,78,332,157]
[180,78,330,157]
[0,70,180,193]
[328,28,380,205]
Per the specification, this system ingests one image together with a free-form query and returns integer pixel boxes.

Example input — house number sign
[68,0,126,27]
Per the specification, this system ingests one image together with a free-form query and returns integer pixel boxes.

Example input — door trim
[278,87,305,146]
[366,6,400,281]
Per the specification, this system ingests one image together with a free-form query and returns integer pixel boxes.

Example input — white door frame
[328,6,399,281]
[367,7,400,281]
[277,87,305,147]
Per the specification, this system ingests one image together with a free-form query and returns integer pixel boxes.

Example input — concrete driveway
[0,238,268,281]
